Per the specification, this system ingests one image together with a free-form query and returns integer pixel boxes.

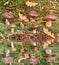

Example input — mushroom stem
[46,21,52,27]
[11,28,14,33]
[10,24,16,33]
[5,19,10,25]
[11,42,16,52]
[33,29,37,34]
[0,34,5,39]
[5,50,10,57]
[33,42,37,46]
[30,18,35,22]
[4,0,11,5]
[20,22,24,28]
[10,63,12,65]
[11,42,14,48]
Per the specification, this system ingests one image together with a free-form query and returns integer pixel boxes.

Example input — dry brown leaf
[43,39,54,48]
[18,12,29,22]
[43,28,55,39]
[25,1,38,7]
[43,41,51,48]
[43,42,49,48]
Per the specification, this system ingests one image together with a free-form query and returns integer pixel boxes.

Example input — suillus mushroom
[11,41,16,52]
[10,24,16,33]
[28,55,38,65]
[42,15,58,27]
[2,12,14,25]
[31,24,39,34]
[28,11,38,18]
[2,57,13,64]
[31,45,39,52]
[42,54,56,62]
[28,11,38,21]
[2,50,13,64]
[46,55,56,62]
[42,49,56,62]
[6,7,15,11]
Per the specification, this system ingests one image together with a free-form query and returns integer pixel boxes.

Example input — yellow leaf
[43,42,49,48]
[43,28,55,38]
[46,40,52,44]
[25,1,38,7]
[43,39,54,48]
[18,12,29,22]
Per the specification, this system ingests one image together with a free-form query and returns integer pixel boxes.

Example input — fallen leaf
[18,12,29,22]
[43,28,55,39]
[25,1,38,7]
[43,39,54,48]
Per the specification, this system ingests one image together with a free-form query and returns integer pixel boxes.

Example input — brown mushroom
[42,15,58,27]
[6,7,15,11]
[28,55,38,65]
[2,57,13,64]
[31,24,39,34]
[2,12,14,25]
[42,49,56,62]
[28,11,38,18]
[28,11,38,21]
[10,24,16,33]
[2,50,13,64]
[31,45,39,52]
[46,55,56,62]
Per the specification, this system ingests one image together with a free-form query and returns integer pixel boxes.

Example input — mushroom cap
[10,24,16,28]
[2,12,14,19]
[43,15,58,21]
[31,45,39,51]
[11,47,16,52]
[6,7,14,11]
[47,56,56,62]
[28,11,38,17]
[2,57,13,64]
[31,24,39,29]
[28,56,38,64]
